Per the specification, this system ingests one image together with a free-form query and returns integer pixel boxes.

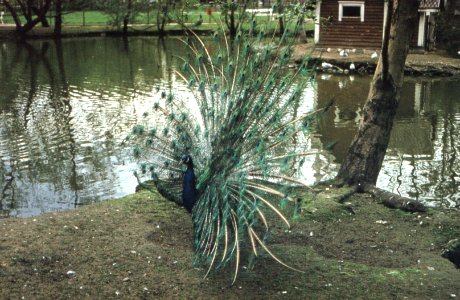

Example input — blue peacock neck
[181,155,198,213]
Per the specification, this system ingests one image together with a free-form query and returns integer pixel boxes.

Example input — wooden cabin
[314,0,444,50]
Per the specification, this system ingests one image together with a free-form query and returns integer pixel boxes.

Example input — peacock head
[181,154,194,167]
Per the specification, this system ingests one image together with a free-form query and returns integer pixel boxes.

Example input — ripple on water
[1,37,459,217]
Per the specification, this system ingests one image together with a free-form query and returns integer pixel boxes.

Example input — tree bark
[363,184,427,212]
[123,0,133,35]
[336,0,419,186]
[157,3,167,36]
[31,5,50,27]
[276,0,284,36]
[3,0,22,29]
[54,0,63,37]
[4,0,52,35]
[224,0,248,38]
[19,0,33,23]
[229,2,236,38]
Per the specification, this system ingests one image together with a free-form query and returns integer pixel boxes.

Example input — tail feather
[130,4,322,283]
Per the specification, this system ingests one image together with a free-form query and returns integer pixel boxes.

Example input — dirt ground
[1,187,459,299]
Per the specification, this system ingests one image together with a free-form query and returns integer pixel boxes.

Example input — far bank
[2,23,459,78]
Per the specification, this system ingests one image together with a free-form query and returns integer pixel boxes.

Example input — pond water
[0,37,459,217]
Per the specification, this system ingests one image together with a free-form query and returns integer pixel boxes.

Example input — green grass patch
[1,9,314,33]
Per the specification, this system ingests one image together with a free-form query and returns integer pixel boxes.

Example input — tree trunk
[123,0,133,35]
[229,6,236,38]
[19,0,33,23]
[297,7,307,43]
[3,0,22,29]
[19,0,51,35]
[277,1,284,36]
[336,0,419,186]
[427,14,436,51]
[54,0,63,37]
[157,3,168,37]
[31,6,50,27]
[5,0,52,36]
[223,0,248,38]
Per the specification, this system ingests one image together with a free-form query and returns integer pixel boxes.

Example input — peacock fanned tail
[130,4,323,283]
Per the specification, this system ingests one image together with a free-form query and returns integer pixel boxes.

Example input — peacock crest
[129,5,323,283]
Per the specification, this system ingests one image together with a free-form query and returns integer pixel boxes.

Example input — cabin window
[338,1,365,22]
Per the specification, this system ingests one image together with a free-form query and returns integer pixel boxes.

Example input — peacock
[181,154,198,212]
[129,4,325,283]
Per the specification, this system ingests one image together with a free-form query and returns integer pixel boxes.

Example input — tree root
[316,180,428,213]
[336,185,360,203]
[362,184,427,213]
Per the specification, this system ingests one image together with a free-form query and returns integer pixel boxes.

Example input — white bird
[354,107,363,123]
[320,74,332,80]
[321,62,333,69]
[333,106,341,123]
[339,49,349,57]
[350,62,356,70]
[371,51,378,59]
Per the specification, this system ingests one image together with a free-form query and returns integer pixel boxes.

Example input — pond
[0,37,459,217]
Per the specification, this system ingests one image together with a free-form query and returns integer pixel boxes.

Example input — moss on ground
[0,187,459,299]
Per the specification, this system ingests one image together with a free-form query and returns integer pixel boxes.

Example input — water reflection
[315,75,460,207]
[0,37,459,217]
[0,37,186,217]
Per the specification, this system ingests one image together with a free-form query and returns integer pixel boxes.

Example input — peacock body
[181,154,198,212]
[130,5,323,283]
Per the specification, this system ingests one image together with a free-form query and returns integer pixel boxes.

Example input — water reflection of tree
[315,76,459,207]
[409,80,460,207]
[0,42,35,215]
[1,38,181,215]
[390,81,459,207]
[0,43,24,113]
[1,40,81,215]
[0,159,16,216]
[53,38,80,208]
[434,114,459,206]
[1,42,59,213]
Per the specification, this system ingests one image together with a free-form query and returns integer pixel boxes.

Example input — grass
[0,186,458,299]
[62,11,110,26]
[0,9,315,33]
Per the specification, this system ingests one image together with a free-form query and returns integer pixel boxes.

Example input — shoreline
[293,44,460,77]
[1,24,459,77]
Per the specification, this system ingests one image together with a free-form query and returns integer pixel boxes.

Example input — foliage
[150,0,202,34]
[169,0,201,23]
[61,0,95,11]
[216,0,249,37]
[128,2,319,282]
[152,0,173,33]
[435,6,460,57]
[96,0,144,29]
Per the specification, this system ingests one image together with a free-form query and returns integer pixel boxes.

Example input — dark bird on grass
[192,14,203,27]
[129,7,326,284]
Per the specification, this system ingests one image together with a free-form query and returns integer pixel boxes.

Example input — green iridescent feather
[128,3,325,284]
